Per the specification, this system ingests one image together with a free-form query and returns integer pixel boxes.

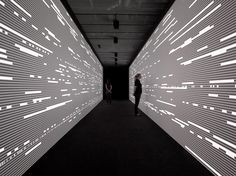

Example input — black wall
[104,66,129,100]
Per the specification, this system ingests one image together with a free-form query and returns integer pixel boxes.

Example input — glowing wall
[129,0,236,175]
[0,0,103,175]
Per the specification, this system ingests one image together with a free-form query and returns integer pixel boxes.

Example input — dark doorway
[103,66,129,100]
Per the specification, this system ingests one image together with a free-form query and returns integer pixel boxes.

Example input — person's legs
[134,94,141,115]
[108,93,112,104]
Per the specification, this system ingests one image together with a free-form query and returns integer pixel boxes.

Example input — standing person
[105,79,112,104]
[133,73,142,116]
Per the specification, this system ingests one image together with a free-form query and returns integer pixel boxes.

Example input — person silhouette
[133,73,142,116]
[105,79,112,104]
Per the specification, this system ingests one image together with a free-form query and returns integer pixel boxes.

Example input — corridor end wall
[0,0,103,175]
[129,0,236,175]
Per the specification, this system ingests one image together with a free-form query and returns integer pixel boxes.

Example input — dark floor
[24,100,213,176]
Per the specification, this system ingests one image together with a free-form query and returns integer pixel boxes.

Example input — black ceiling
[62,0,175,67]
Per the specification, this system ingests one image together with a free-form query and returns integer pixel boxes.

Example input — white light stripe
[0,53,7,59]
[0,59,13,65]
[6,105,12,109]
[159,86,187,90]
[32,97,51,103]
[220,59,236,66]
[60,89,68,92]
[25,142,42,156]
[7,151,12,156]
[14,11,19,16]
[0,48,6,53]
[25,91,42,94]
[14,147,19,152]
[48,81,58,83]
[31,25,38,30]
[185,146,222,176]
[10,0,32,17]
[177,57,183,61]
[227,121,236,127]
[24,100,72,119]
[213,135,236,149]
[169,1,214,41]
[20,102,28,106]
[62,94,70,97]
[0,23,52,53]
[59,64,66,68]
[192,103,198,107]
[175,118,189,126]
[197,45,208,52]
[24,140,30,146]
[209,79,234,84]
[0,148,4,153]
[166,91,173,93]
[229,95,236,99]
[189,0,197,8]
[65,82,71,84]
[171,4,221,44]
[220,32,236,42]
[156,99,176,107]
[197,135,202,139]
[42,0,50,8]
[188,121,210,133]
[210,107,214,110]
[172,119,185,128]
[15,44,43,57]
[182,43,236,65]
[0,1,5,6]
[221,109,227,113]
[190,130,194,134]
[30,75,35,78]
[208,94,218,97]
[182,82,194,85]
[231,112,236,116]
[0,76,13,80]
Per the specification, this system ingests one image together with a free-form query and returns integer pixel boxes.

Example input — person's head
[135,73,141,80]
[106,79,110,84]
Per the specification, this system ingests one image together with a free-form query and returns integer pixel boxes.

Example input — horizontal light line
[0,58,13,65]
[227,121,236,127]
[25,91,42,94]
[213,135,236,149]
[24,100,72,119]
[197,45,208,52]
[209,79,234,84]
[0,148,4,153]
[48,81,58,83]
[208,94,218,97]
[24,140,30,146]
[229,95,236,99]
[220,59,236,66]
[20,102,28,106]
[156,99,176,107]
[182,82,194,85]
[175,118,189,126]
[0,53,7,59]
[10,0,32,17]
[25,142,42,156]
[0,76,13,80]
[0,23,52,53]
[220,32,236,42]
[188,121,210,133]
[0,48,6,53]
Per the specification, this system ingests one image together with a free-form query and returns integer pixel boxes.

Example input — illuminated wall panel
[0,0,103,175]
[129,0,236,175]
